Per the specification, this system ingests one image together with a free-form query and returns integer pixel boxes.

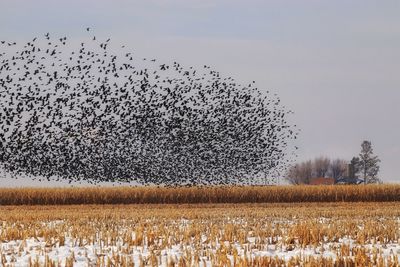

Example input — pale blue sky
[0,0,399,186]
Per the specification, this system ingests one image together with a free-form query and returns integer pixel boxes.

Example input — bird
[0,32,299,186]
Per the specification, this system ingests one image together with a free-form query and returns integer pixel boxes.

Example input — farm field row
[0,202,399,266]
[1,185,400,205]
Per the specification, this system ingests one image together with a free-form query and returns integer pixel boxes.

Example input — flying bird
[0,32,298,186]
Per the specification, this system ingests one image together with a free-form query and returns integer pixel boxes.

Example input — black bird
[0,33,298,186]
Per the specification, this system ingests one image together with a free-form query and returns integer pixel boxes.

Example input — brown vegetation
[0,184,400,205]
[0,203,399,266]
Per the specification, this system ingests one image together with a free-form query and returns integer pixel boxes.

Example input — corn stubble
[0,202,399,267]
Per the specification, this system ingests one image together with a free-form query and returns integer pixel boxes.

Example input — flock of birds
[0,29,298,185]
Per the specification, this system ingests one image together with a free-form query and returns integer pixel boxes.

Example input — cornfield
[1,186,400,266]
[0,202,399,266]
[0,184,399,205]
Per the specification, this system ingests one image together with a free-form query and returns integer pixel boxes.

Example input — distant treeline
[0,185,399,205]
[286,141,381,185]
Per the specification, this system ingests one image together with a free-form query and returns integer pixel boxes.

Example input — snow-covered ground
[1,219,400,266]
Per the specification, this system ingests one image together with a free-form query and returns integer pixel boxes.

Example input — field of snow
[0,203,399,266]
[1,228,400,266]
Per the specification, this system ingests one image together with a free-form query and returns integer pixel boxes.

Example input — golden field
[0,202,400,266]
[0,185,400,205]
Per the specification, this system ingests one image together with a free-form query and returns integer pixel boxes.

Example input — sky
[0,0,399,186]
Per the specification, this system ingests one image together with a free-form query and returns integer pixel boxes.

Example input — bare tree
[286,164,302,185]
[286,160,313,185]
[287,157,348,185]
[312,156,330,178]
[300,160,313,184]
[330,159,347,183]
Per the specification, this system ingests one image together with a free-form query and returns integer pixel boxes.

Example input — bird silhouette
[0,30,299,186]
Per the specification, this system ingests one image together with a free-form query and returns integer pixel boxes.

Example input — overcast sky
[0,0,399,186]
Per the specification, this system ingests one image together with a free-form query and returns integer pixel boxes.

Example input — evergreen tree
[356,141,381,184]
[348,157,361,184]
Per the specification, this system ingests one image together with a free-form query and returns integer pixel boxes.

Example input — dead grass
[0,203,399,266]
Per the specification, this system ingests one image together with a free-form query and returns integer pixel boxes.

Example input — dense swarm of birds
[0,30,298,185]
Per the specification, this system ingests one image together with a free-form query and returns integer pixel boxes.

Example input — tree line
[286,140,381,185]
